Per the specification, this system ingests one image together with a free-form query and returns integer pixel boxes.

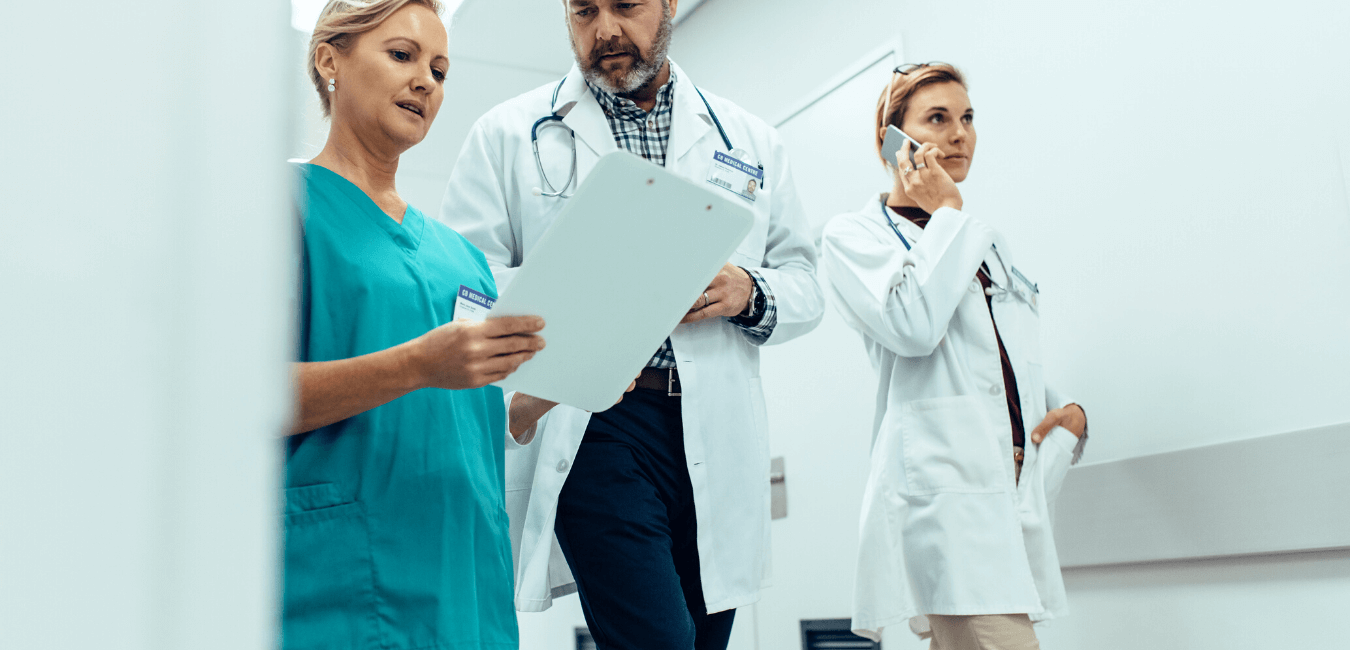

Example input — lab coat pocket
[732,245,764,269]
[1022,361,1047,420]
[749,377,768,442]
[1017,307,1043,364]
[732,207,769,268]
[746,376,771,479]
[898,396,1003,495]
[281,484,379,650]
[1040,427,1077,511]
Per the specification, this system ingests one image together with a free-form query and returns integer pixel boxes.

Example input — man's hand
[1029,403,1087,444]
[509,393,558,440]
[681,263,753,324]
[508,378,638,442]
[600,378,638,411]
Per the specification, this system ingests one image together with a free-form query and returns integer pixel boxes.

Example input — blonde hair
[874,63,966,168]
[307,0,445,118]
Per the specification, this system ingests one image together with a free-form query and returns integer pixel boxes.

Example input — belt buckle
[667,369,680,397]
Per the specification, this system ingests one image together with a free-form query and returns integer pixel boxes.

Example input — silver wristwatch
[740,277,759,319]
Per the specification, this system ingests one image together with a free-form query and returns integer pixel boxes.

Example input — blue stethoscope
[879,198,1036,305]
[531,76,748,199]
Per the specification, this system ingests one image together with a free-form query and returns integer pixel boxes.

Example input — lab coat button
[556,459,569,473]
[989,384,1003,396]
[969,281,980,293]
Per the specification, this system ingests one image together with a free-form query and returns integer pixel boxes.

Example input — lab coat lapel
[557,65,618,158]
[869,195,925,246]
[667,61,715,164]
[984,231,1011,290]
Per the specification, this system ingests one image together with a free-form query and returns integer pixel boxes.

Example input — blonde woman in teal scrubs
[285,2,560,648]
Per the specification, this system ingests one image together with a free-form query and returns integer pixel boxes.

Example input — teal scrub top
[283,164,516,650]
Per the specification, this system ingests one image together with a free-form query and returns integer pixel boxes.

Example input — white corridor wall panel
[1,2,295,650]
[747,42,903,650]
[674,0,1350,649]
[773,45,901,241]
[697,0,1350,565]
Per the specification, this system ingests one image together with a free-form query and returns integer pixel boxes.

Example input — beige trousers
[923,614,1040,650]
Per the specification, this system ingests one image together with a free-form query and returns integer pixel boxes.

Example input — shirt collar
[586,65,679,122]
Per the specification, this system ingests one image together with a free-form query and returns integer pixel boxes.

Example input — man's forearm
[509,393,558,442]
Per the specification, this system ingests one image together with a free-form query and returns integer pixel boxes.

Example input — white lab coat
[437,61,824,614]
[820,196,1080,641]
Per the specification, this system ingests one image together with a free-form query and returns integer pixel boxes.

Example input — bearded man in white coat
[437,1,823,648]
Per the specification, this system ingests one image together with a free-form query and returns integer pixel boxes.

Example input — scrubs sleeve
[438,118,521,292]
[820,207,994,357]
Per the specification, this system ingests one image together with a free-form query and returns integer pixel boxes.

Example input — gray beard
[577,9,674,95]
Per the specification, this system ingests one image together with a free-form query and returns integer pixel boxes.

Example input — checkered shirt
[587,70,778,369]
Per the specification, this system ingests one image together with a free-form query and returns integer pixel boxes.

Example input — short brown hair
[307,0,445,118]
[874,63,966,168]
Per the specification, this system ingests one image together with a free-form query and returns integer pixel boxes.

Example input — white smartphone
[881,125,923,168]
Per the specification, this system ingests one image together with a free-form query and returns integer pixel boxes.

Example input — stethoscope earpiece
[985,284,1015,301]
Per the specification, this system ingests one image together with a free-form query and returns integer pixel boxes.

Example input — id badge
[706,151,763,203]
[454,285,495,321]
[1009,266,1039,312]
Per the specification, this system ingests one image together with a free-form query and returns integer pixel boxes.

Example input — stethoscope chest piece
[531,112,577,198]
[531,78,579,199]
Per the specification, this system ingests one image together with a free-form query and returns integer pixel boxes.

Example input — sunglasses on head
[894,61,952,75]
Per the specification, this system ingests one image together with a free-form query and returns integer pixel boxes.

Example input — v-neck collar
[305,163,424,253]
[876,195,925,244]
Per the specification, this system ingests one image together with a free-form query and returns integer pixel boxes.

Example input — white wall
[395,55,563,214]
[678,0,1350,463]
[1045,548,1350,648]
[0,2,294,649]
[671,0,1350,648]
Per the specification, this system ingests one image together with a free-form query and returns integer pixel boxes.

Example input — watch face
[744,283,760,318]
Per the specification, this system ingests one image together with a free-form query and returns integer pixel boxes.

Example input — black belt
[635,367,681,397]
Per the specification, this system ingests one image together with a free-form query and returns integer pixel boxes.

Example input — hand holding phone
[881,125,924,169]
[894,140,964,213]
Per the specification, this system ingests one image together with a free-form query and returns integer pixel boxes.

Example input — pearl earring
[327,78,336,92]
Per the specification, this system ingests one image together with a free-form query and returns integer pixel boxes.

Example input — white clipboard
[490,152,754,411]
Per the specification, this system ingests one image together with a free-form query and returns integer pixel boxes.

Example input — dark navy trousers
[554,387,737,650]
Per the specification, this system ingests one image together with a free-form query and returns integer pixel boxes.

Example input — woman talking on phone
[820,63,1089,649]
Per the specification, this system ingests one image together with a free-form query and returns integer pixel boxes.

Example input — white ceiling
[673,0,711,23]
[444,0,574,74]
[291,0,467,32]
[291,0,714,76]
[444,0,713,75]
